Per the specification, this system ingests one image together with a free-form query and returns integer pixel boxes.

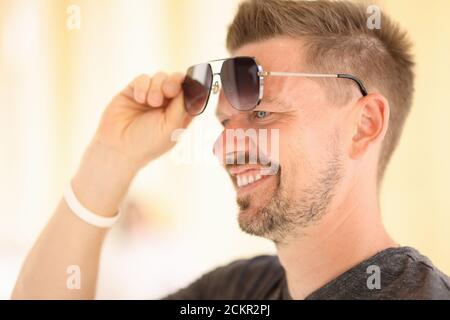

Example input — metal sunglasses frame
[187,56,368,115]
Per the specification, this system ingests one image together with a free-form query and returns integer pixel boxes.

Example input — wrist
[72,139,139,217]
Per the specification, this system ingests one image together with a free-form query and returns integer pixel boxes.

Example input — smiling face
[213,37,354,243]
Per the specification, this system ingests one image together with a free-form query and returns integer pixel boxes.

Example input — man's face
[214,37,348,243]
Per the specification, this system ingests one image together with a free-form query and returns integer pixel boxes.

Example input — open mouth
[228,166,276,191]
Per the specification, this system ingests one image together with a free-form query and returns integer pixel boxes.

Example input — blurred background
[0,0,449,299]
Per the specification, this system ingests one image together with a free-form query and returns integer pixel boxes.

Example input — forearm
[12,200,107,299]
[12,140,138,299]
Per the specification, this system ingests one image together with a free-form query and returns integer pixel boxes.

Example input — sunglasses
[181,56,368,116]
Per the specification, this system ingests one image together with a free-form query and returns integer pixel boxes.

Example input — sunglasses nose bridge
[211,73,221,95]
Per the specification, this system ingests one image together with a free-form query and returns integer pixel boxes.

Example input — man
[12,0,450,299]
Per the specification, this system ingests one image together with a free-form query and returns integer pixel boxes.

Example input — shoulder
[214,255,282,279]
[375,247,450,299]
[163,255,284,299]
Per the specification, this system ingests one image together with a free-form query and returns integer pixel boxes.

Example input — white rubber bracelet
[64,182,120,228]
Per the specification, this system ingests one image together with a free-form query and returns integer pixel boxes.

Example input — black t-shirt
[163,246,450,299]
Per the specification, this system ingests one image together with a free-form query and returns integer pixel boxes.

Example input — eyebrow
[215,96,293,119]
[259,96,293,111]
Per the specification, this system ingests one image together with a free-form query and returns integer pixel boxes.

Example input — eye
[220,119,229,127]
[253,110,271,120]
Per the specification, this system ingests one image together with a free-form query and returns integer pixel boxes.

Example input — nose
[213,81,255,164]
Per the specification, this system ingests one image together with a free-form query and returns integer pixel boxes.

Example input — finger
[147,72,168,107]
[165,92,193,131]
[132,74,151,104]
[162,72,185,99]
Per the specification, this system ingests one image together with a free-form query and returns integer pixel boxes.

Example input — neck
[276,178,398,299]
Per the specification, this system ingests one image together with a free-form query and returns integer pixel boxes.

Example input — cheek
[277,128,306,183]
[296,112,340,163]
[276,122,324,189]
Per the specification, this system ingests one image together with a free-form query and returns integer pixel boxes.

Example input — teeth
[237,175,242,187]
[236,172,263,188]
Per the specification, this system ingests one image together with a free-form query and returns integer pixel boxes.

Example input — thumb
[164,93,193,130]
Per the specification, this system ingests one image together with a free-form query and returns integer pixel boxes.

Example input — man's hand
[96,72,191,170]
[72,72,192,217]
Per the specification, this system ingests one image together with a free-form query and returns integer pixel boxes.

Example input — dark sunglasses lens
[221,57,260,111]
[182,63,213,116]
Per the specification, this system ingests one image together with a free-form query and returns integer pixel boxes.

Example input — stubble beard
[237,152,343,244]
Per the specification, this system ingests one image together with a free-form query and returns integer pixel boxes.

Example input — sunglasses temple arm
[258,71,368,96]
[337,74,369,96]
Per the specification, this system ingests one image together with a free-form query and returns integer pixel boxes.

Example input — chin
[234,167,282,237]
[236,195,272,235]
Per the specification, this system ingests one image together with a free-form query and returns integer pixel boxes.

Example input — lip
[228,165,268,176]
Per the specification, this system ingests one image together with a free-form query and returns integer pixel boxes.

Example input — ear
[349,93,390,160]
